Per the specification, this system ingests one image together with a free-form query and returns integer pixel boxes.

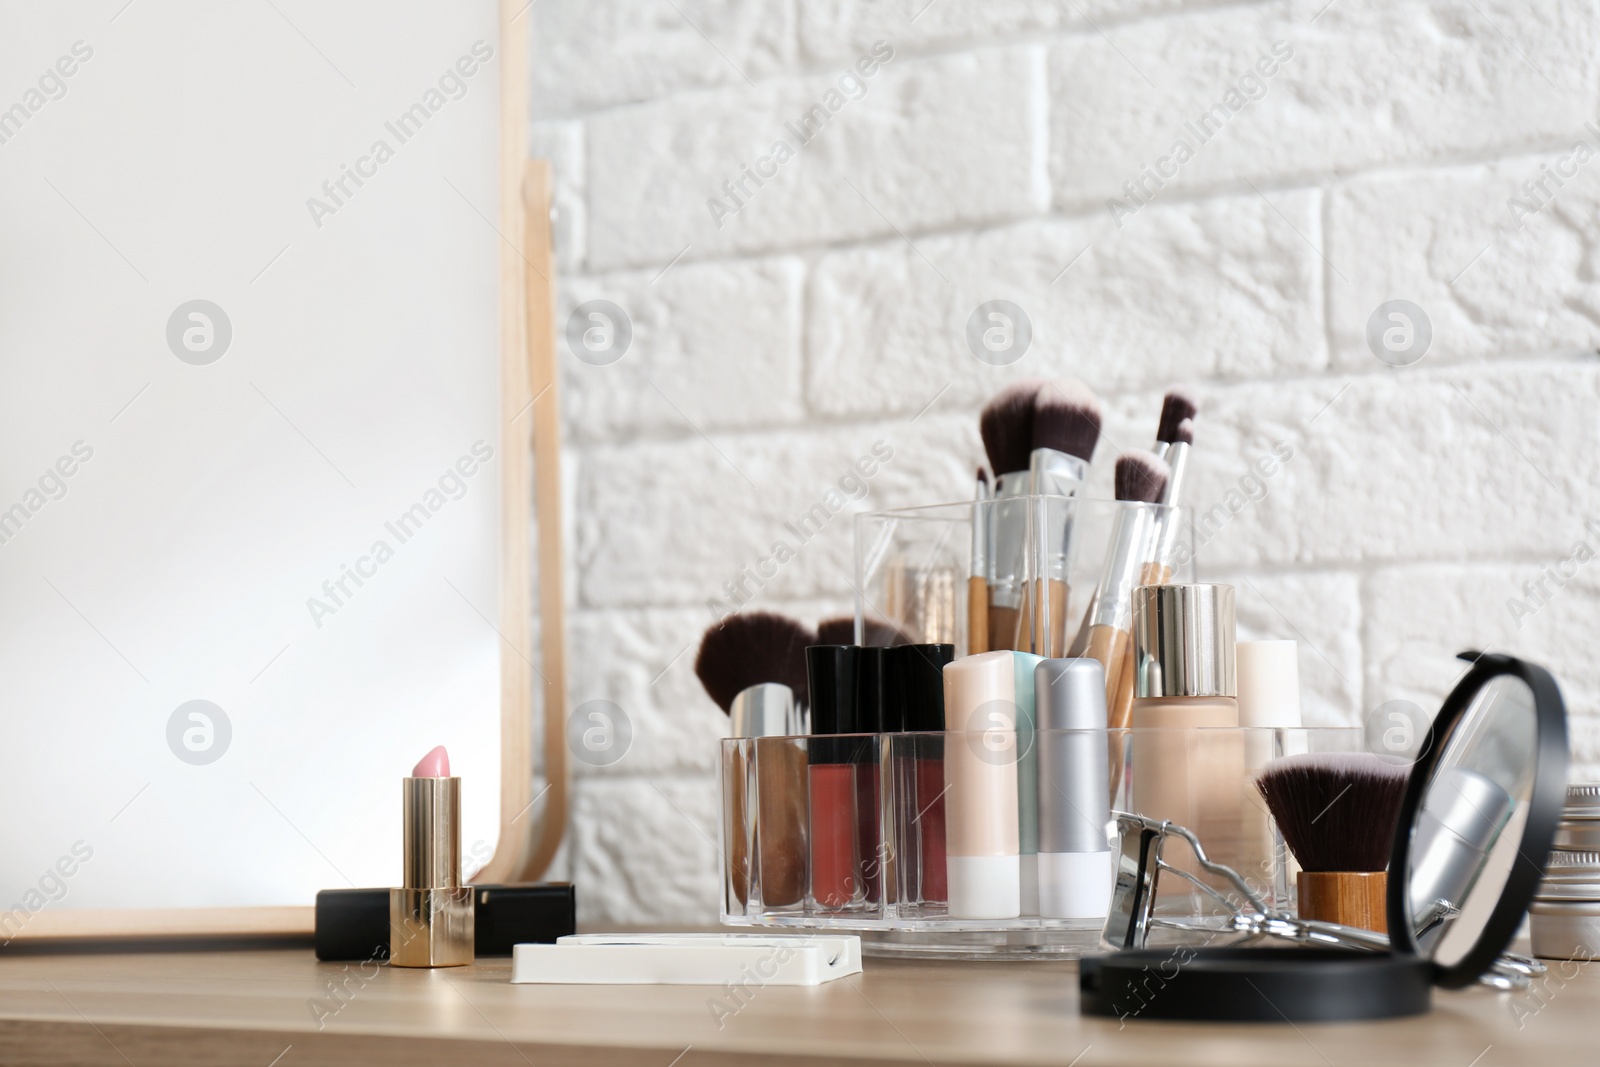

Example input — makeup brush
[1019,378,1104,656]
[979,379,1046,654]
[969,467,991,656]
[1153,387,1198,461]
[1255,753,1411,932]
[695,611,816,910]
[1140,417,1195,587]
[979,378,1046,481]
[1028,377,1102,491]
[816,615,911,648]
[695,611,815,724]
[1067,452,1170,740]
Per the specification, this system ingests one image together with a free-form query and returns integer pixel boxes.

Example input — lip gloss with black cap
[806,645,861,910]
[893,643,954,906]
[854,646,889,904]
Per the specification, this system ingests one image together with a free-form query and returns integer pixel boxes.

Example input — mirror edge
[1386,651,1568,989]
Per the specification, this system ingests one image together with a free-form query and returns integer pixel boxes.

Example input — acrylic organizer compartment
[853,497,1194,657]
[720,727,1371,959]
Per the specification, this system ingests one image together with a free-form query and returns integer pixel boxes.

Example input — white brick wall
[528,0,1600,926]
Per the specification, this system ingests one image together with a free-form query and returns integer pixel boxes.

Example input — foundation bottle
[1129,584,1243,884]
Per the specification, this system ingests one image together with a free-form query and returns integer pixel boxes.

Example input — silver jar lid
[1132,584,1236,700]
[1536,849,1600,902]
[1563,783,1600,819]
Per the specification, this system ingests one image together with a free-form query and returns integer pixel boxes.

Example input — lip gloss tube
[807,645,862,910]
[389,746,474,967]
[855,646,889,904]
[944,650,1021,919]
[892,643,954,906]
[1035,658,1113,919]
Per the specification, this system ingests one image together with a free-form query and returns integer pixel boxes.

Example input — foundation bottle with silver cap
[1129,584,1244,881]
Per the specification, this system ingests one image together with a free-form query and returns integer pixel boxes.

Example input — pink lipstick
[412,744,450,778]
[389,745,474,967]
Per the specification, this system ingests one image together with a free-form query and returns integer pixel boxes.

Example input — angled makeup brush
[817,614,911,649]
[1154,386,1198,460]
[1068,452,1170,727]
[1113,450,1169,506]
[1160,411,1196,506]
[1256,753,1411,932]
[695,611,815,725]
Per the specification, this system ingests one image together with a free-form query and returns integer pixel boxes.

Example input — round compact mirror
[1390,652,1569,988]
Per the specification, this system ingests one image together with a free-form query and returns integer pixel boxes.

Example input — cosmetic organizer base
[721,728,1367,960]
[721,915,1105,960]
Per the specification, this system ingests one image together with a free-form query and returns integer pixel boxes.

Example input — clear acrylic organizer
[720,727,1370,959]
[852,497,1194,656]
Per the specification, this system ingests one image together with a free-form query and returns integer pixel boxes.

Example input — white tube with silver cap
[1035,658,1114,919]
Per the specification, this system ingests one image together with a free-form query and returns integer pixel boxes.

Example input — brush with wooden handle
[1067,388,1196,657]
[979,380,1045,653]
[1084,454,1170,730]
[1064,454,1169,805]
[1255,753,1410,933]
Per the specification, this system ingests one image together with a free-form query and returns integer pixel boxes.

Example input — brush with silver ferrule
[1151,387,1197,463]
[1143,417,1195,585]
[980,379,1046,653]
[969,467,991,655]
[695,611,816,909]
[1022,378,1103,656]
[1027,378,1102,497]
[1067,452,1170,732]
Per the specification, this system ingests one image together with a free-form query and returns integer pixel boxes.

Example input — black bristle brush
[1155,387,1198,451]
[979,378,1046,478]
[1032,377,1102,465]
[1255,753,1411,932]
[694,611,815,716]
[1113,450,1169,506]
[697,611,815,909]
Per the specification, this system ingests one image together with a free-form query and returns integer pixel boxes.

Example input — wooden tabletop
[0,941,1587,1066]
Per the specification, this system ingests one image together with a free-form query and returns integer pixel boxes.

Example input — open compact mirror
[1081,652,1569,1022]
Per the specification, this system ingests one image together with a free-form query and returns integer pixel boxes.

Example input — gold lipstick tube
[389,775,474,967]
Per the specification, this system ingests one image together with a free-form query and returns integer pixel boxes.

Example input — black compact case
[1082,652,1569,1023]
[315,882,576,961]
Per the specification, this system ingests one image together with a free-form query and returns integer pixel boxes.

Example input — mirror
[0,1,524,928]
[1393,654,1568,987]
[1405,676,1535,959]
